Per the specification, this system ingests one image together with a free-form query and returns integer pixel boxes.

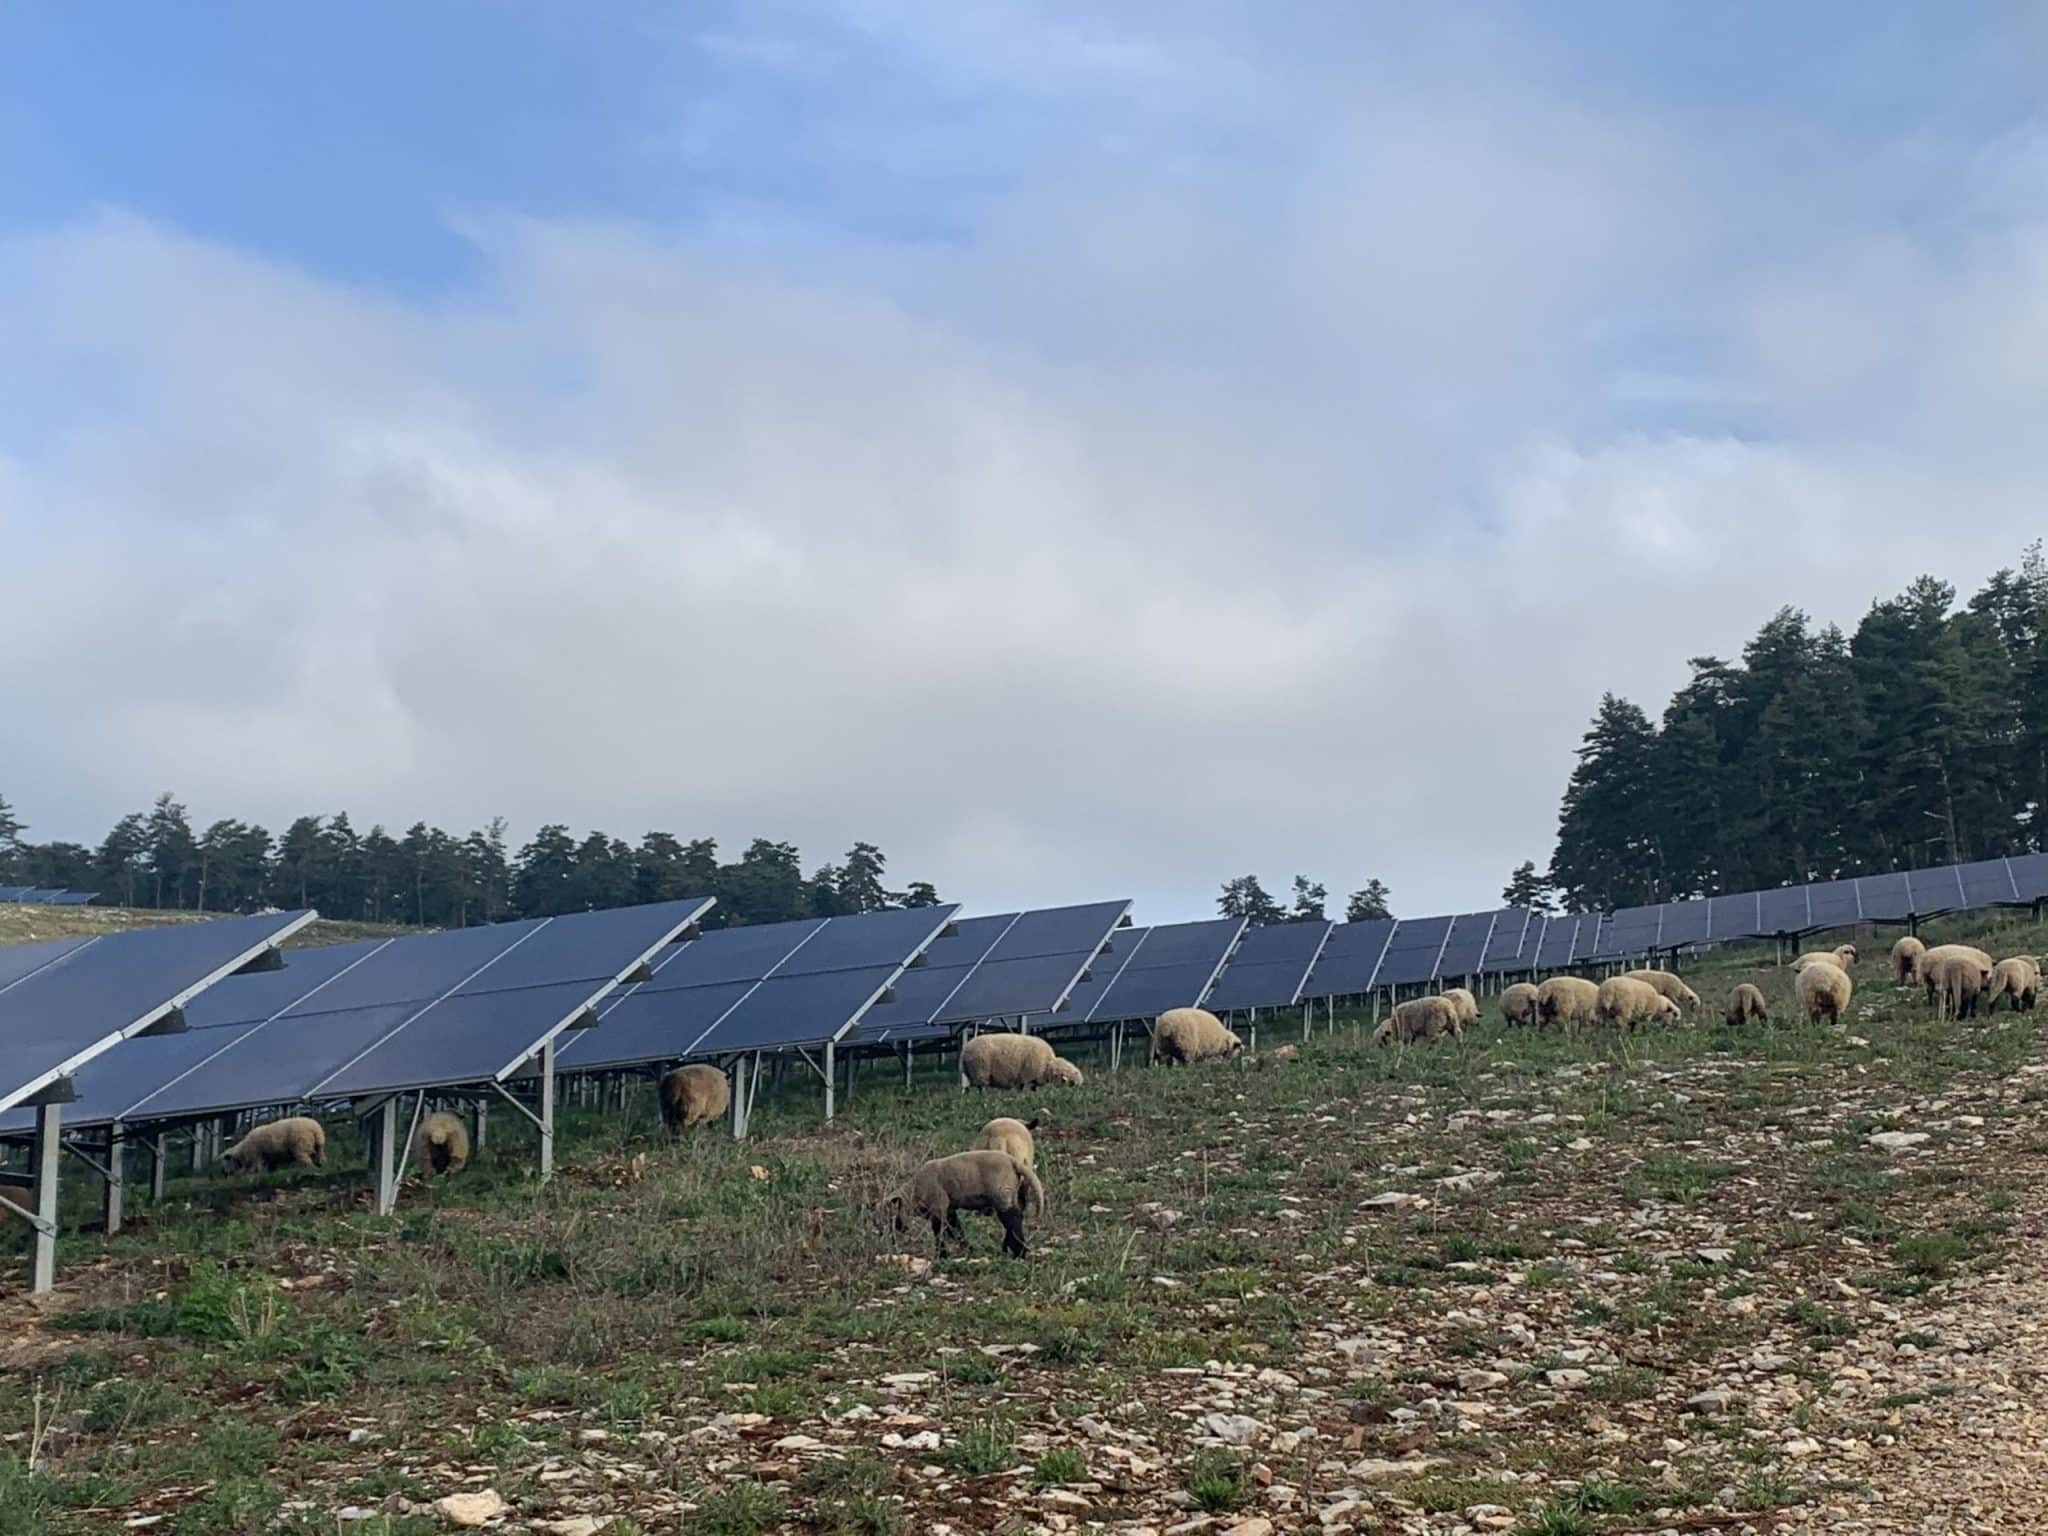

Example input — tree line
[1216,873,1394,924]
[0,793,942,930]
[1540,545,2048,912]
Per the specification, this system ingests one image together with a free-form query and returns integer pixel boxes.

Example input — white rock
[1195,1413,1266,1446]
[1685,1390,1733,1415]
[1869,1131,1929,1152]
[1348,1457,1443,1478]
[1224,1520,1275,1536]
[1358,1192,1428,1211]
[1545,1370,1590,1388]
[433,1490,509,1527]
[1782,1437,1823,1457]
[1456,1369,1509,1392]
[538,1520,603,1536]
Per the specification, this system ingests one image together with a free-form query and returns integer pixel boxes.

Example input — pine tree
[836,842,891,912]
[1548,694,1662,909]
[143,793,198,909]
[1344,880,1393,922]
[1287,876,1327,922]
[719,839,806,925]
[0,794,26,882]
[97,812,148,908]
[1217,874,1285,925]
[1500,861,1556,911]
[511,824,579,916]
[273,817,325,909]
[901,881,943,908]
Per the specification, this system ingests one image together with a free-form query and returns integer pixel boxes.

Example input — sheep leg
[999,1209,1029,1259]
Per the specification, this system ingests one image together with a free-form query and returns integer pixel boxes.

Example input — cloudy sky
[3,4,2045,921]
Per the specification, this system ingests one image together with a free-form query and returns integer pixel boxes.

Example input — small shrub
[695,1481,784,1536]
[1185,1449,1248,1514]
[942,1419,1019,1477]
[1033,1448,1087,1487]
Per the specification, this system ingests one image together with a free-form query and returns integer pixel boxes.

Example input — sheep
[1149,1007,1244,1066]
[1254,1044,1301,1070]
[1890,935,1927,987]
[1794,960,1853,1025]
[1792,945,1858,972]
[1724,982,1769,1026]
[1373,994,1462,1046]
[974,1116,1038,1171]
[1044,1056,1086,1087]
[220,1116,325,1175]
[1623,968,1704,1014]
[1595,975,1680,1032]
[410,1111,470,1176]
[960,1033,1081,1090]
[1440,987,1480,1027]
[1536,975,1601,1032]
[1499,982,1540,1029]
[1921,946,1996,1020]
[1988,956,2041,1012]
[659,1064,731,1131]
[889,1149,1047,1258]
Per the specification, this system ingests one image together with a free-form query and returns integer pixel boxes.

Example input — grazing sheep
[891,1149,1046,1258]
[974,1116,1038,1171]
[659,1064,731,1131]
[1536,975,1601,1032]
[1499,982,1540,1029]
[1374,994,1462,1046]
[220,1116,325,1175]
[960,1033,1081,1090]
[1624,968,1704,1014]
[1795,960,1853,1026]
[1792,945,1858,972]
[1890,935,1927,986]
[1596,975,1679,1032]
[1988,956,2041,1012]
[1149,1007,1244,1066]
[1440,987,1481,1027]
[410,1111,470,1175]
[1724,982,1769,1027]
[1044,1056,1085,1087]
[1923,950,1994,1019]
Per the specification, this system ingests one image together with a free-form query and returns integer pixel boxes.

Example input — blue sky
[3,5,2046,918]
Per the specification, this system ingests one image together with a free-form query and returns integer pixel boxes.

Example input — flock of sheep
[215,1107,471,1177]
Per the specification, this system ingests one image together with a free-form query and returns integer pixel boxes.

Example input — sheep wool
[1375,994,1461,1046]
[220,1116,326,1175]
[960,1033,1081,1089]
[1795,960,1853,1026]
[1623,968,1703,1013]
[1792,945,1857,973]
[1440,987,1480,1027]
[1536,975,1601,1031]
[1149,1007,1244,1065]
[1890,935,1927,986]
[1596,975,1675,1032]
[974,1116,1038,1171]
[898,1149,1047,1258]
[1724,982,1769,1027]
[411,1111,470,1175]
[1499,982,1540,1029]
[1989,956,2041,1012]
[659,1065,732,1131]
[1922,946,1996,1020]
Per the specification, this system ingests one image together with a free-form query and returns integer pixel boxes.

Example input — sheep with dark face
[1149,1008,1243,1065]
[1373,995,1461,1046]
[1891,936,1927,987]
[1536,976,1600,1032]
[1623,968,1703,1014]
[220,1116,325,1175]
[1596,975,1680,1031]
[1793,945,1858,972]
[1499,982,1540,1029]
[659,1065,731,1131]
[1440,988,1480,1028]
[1922,946,1995,1020]
[1725,982,1769,1026]
[889,1150,1047,1258]
[1988,956,2041,1012]
[410,1111,470,1175]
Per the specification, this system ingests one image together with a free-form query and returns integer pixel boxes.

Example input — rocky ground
[5,925,2048,1534]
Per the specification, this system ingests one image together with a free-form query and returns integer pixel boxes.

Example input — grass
[5,911,2047,1530]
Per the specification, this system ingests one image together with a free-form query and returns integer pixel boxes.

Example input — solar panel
[25,899,715,1127]
[1855,870,1910,921]
[1958,858,2019,909]
[1476,909,1535,975]
[1372,915,1455,986]
[1593,905,1661,959]
[1805,878,1862,930]
[1707,892,1762,941]
[1531,915,1574,970]
[1203,920,1332,1010]
[2009,852,2048,904]
[1659,899,1711,948]
[1301,919,1395,996]
[0,911,316,1117]
[557,904,960,1068]
[1434,911,1499,979]
[1034,918,1245,1025]
[1756,886,1809,934]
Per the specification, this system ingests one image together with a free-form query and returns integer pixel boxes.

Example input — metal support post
[473,1100,488,1153]
[538,1038,556,1181]
[104,1122,125,1236]
[731,1058,748,1140]
[150,1133,166,1202]
[31,1101,61,1293]
[901,1042,912,1089]
[370,1098,399,1215]
[824,1039,837,1123]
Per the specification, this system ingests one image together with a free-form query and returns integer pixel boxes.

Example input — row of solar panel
[0,887,96,905]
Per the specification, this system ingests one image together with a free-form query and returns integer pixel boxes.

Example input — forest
[1543,545,2048,913]
[0,794,941,930]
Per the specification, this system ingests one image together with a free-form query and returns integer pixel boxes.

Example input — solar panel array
[0,910,317,1117]
[0,899,714,1133]
[0,887,96,905]
[554,904,960,1071]
[846,900,1133,1046]
[1029,917,1245,1027]
[1201,919,1333,1011]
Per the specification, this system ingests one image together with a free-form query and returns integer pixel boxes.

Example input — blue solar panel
[1435,911,1500,978]
[1476,909,1535,974]
[182,940,390,1028]
[1958,859,2019,909]
[1302,919,1395,995]
[698,964,909,1052]
[0,911,316,1116]
[1756,886,1809,934]
[1036,918,1244,1024]
[1659,899,1711,948]
[0,935,93,992]
[1707,892,1762,940]
[2010,853,2048,904]
[1856,870,1911,921]
[1595,906,1662,958]
[1372,916,1455,986]
[1204,920,1332,1010]
[556,982,756,1071]
[636,921,829,991]
[1806,879,1862,930]
[317,982,609,1096]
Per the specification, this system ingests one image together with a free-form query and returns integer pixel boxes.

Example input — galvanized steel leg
[473,1100,488,1153]
[104,1122,125,1236]
[538,1039,557,1181]
[31,1102,61,1294]
[901,1042,912,1089]
[150,1133,166,1202]
[371,1099,399,1216]
[824,1040,837,1123]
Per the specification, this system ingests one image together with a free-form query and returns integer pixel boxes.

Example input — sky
[3,3,2047,922]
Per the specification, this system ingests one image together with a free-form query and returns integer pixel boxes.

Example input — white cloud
[5,29,2048,922]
